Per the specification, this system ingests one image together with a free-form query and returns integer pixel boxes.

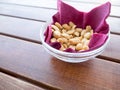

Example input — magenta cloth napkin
[44,0,111,52]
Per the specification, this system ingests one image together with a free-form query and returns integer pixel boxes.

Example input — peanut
[69,21,75,27]
[84,32,91,39]
[68,35,73,39]
[75,43,83,51]
[60,45,66,51]
[76,28,82,33]
[69,37,81,45]
[61,33,70,39]
[63,44,68,49]
[81,30,86,36]
[74,31,80,37]
[50,38,57,43]
[57,38,68,44]
[82,45,89,50]
[69,45,76,50]
[90,29,93,35]
[62,24,71,30]
[62,29,67,33]
[53,30,61,38]
[67,29,75,35]
[71,25,76,30]
[84,40,90,46]
[55,22,62,30]
[86,25,91,31]
[51,25,60,31]
[81,38,88,45]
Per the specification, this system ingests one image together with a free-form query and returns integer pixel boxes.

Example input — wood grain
[0,15,120,61]
[0,0,119,17]
[0,0,119,6]
[65,0,120,6]
[0,3,57,21]
[0,16,45,41]
[101,34,120,61]
[0,35,120,90]
[0,72,44,90]
[0,4,120,34]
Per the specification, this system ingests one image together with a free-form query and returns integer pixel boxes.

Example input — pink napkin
[44,0,111,52]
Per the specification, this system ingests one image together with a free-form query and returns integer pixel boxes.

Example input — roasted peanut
[60,45,66,51]
[61,33,70,39]
[69,37,81,45]
[74,31,80,37]
[69,21,75,27]
[86,25,92,31]
[90,29,93,35]
[82,44,89,50]
[51,25,60,31]
[79,36,83,40]
[75,43,83,51]
[62,29,67,33]
[63,44,68,49]
[55,22,62,30]
[76,28,82,33]
[50,38,57,43]
[84,32,91,39]
[84,40,90,46]
[67,42,70,47]
[71,25,76,30]
[67,29,75,35]
[69,45,76,50]
[57,37,68,44]
[52,29,54,32]
[53,31,61,38]
[81,38,88,45]
[81,30,86,36]
[68,35,73,39]
[62,24,71,30]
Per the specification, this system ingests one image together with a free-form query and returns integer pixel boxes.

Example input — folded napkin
[45,0,111,52]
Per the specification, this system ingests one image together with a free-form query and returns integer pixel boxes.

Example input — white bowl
[40,22,110,63]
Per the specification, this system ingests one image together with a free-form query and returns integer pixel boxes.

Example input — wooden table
[0,0,120,90]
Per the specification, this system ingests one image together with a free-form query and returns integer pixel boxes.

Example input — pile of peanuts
[50,21,93,51]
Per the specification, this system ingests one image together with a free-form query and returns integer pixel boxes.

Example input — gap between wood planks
[0,1,120,19]
[0,32,120,64]
[0,14,46,22]
[0,68,61,90]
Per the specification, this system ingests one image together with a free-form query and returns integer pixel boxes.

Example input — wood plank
[101,34,120,61]
[0,3,120,34]
[0,35,120,90]
[1,0,119,6]
[0,15,120,60]
[107,17,120,34]
[0,72,44,90]
[0,3,57,21]
[65,0,120,6]
[0,0,119,17]
[0,16,45,41]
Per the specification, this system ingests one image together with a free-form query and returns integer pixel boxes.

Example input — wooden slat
[0,35,120,90]
[0,3,120,34]
[0,16,45,41]
[65,0,120,6]
[107,17,120,34]
[101,34,120,61]
[0,3,57,21]
[0,72,44,90]
[0,16,120,60]
[0,0,119,17]
[1,0,119,6]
